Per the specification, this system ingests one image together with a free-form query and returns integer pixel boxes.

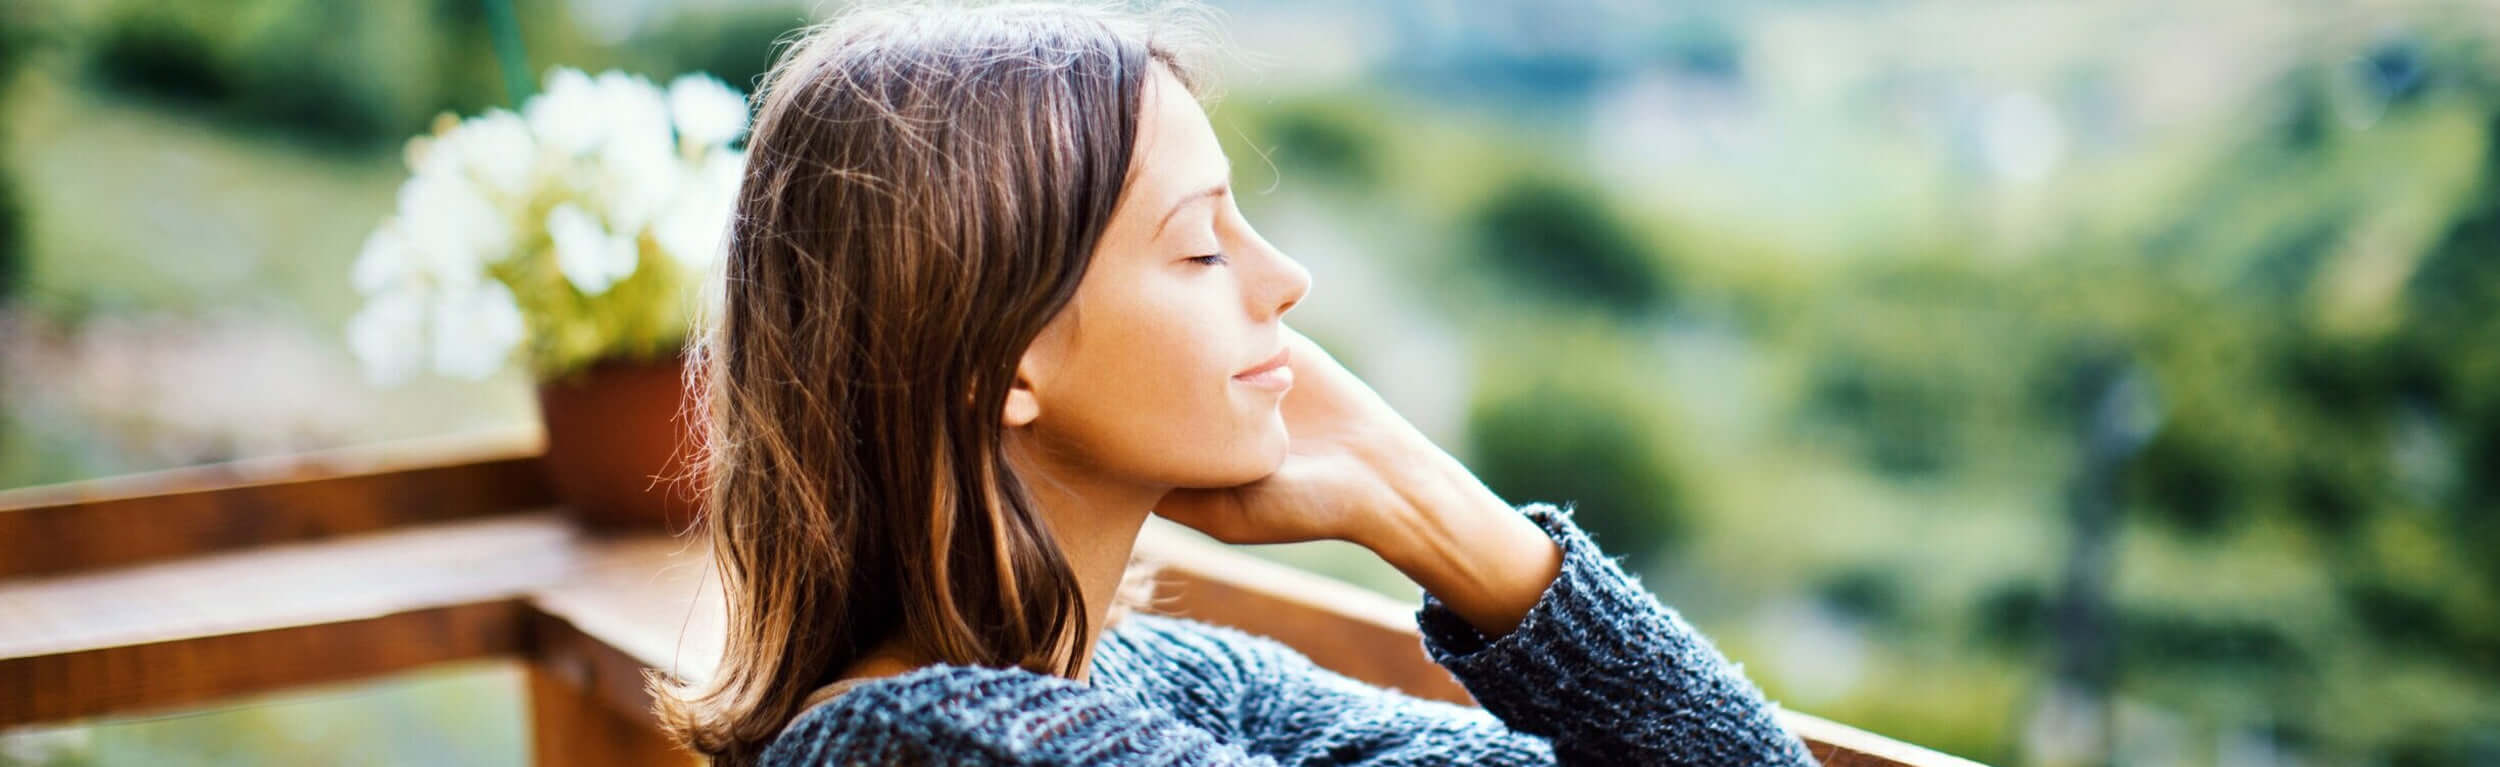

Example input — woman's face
[1004,62,1313,492]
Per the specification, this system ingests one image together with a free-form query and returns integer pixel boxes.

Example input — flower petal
[351,224,413,296]
[527,67,607,156]
[549,202,639,296]
[430,279,527,380]
[668,73,750,148]
[347,285,431,386]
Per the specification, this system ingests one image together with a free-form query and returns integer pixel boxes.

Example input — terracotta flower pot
[533,352,705,532]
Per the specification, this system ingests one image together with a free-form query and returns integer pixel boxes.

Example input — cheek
[1042,276,1287,486]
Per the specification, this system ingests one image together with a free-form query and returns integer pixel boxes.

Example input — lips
[1234,346,1290,379]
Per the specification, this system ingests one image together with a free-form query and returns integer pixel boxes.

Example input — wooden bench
[0,428,1985,766]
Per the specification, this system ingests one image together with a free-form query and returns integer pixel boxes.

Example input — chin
[1202,429,1291,487]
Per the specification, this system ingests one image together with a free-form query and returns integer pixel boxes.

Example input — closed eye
[1188,252,1229,266]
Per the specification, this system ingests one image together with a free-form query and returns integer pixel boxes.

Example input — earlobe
[1003,360,1043,428]
[1003,385,1040,427]
[1005,324,1065,429]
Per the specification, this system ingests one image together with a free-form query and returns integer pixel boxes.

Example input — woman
[649,1,1821,764]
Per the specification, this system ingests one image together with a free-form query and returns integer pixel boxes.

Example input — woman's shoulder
[761,663,1114,766]
[761,649,1286,766]
[1097,610,1314,688]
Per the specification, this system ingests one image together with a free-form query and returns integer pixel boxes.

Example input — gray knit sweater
[762,501,1821,765]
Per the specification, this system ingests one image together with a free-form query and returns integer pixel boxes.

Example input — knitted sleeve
[1410,500,1820,766]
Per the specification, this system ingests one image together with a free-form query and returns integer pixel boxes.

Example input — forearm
[1354,434,1562,639]
[1344,437,1818,766]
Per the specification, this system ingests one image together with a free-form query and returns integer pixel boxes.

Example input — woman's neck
[1013,457,1165,682]
[838,462,1158,689]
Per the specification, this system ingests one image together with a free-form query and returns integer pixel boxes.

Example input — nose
[1252,239,1311,321]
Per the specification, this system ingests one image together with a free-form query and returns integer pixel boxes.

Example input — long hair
[647,2,1218,763]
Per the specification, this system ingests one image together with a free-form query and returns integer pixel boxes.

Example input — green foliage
[623,2,810,94]
[0,170,22,303]
[1251,97,1385,187]
[0,1,42,304]
[1815,565,1908,627]
[1465,374,1686,572]
[485,231,708,384]
[81,0,541,147]
[1745,32,2500,759]
[1802,353,1960,479]
[1465,173,1671,317]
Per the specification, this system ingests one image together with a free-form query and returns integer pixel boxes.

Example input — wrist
[1345,429,1489,555]
[1353,433,1562,638]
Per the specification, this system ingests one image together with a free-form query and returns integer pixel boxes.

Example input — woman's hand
[1152,324,1428,548]
[1153,326,1564,638]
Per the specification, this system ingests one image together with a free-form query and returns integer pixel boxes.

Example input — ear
[1003,352,1043,428]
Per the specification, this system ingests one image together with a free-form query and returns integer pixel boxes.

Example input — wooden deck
[0,428,1986,766]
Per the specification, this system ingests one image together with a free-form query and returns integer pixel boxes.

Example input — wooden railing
[0,429,1986,766]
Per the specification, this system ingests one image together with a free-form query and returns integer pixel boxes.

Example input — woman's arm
[1356,440,1820,766]
[1160,327,1816,764]
[1362,437,1567,638]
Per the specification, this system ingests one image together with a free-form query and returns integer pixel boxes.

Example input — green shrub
[1466,379,1686,571]
[625,2,811,95]
[0,169,21,302]
[1255,99,1383,186]
[84,0,533,147]
[1467,174,1671,317]
[0,3,41,304]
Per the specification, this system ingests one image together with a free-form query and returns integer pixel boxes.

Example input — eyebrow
[1150,177,1231,240]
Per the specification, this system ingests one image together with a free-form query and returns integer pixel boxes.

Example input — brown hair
[645,1,1221,764]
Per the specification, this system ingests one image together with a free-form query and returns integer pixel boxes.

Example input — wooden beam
[527,661,699,767]
[519,534,718,767]
[0,513,575,726]
[0,598,530,726]
[527,534,724,690]
[0,428,551,578]
[1783,710,1991,767]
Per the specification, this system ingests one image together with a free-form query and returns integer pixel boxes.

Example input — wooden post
[526,663,698,767]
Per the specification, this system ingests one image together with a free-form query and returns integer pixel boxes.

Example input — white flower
[668,73,750,147]
[600,127,682,234]
[595,71,675,142]
[423,108,539,201]
[346,284,430,386]
[548,202,639,295]
[429,279,527,380]
[527,67,607,156]
[654,149,743,269]
[395,168,510,279]
[351,224,413,296]
[350,66,754,386]
[591,72,683,233]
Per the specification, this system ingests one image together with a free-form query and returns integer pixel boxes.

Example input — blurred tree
[1751,28,2500,762]
[1466,377,1686,572]
[0,0,44,303]
[1466,172,1670,317]
[1254,97,1384,188]
[82,0,567,148]
[1815,565,1908,628]
[624,2,811,95]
